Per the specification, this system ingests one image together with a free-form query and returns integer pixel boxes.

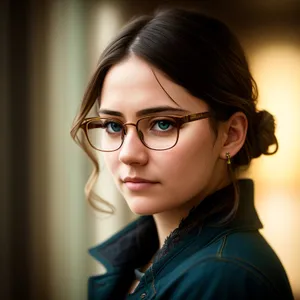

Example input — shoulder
[158,231,293,299]
[163,255,281,300]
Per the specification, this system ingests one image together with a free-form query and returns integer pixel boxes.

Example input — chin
[126,196,167,216]
[128,204,160,216]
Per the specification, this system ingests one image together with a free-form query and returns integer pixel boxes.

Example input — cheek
[102,152,118,175]
[163,144,213,179]
[158,129,217,191]
[171,125,216,167]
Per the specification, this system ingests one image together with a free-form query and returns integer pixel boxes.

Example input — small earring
[226,152,231,165]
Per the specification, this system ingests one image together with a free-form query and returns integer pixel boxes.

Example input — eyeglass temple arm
[80,117,102,129]
[182,112,211,123]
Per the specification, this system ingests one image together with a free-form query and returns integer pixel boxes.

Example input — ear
[220,112,248,160]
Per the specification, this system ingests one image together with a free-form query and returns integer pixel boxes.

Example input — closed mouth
[122,177,158,184]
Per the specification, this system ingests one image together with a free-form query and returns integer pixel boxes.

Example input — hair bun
[251,110,278,158]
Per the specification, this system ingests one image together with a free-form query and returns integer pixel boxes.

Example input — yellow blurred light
[249,41,300,297]
[256,187,300,295]
[250,43,300,186]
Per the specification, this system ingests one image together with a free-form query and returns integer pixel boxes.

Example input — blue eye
[157,120,171,130]
[105,121,123,133]
[152,119,175,132]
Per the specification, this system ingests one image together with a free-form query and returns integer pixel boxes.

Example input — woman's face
[99,56,228,215]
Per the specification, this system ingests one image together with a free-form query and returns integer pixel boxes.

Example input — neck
[153,209,190,248]
[153,178,231,248]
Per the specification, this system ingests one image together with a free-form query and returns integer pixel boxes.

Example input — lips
[122,177,157,184]
[121,177,159,191]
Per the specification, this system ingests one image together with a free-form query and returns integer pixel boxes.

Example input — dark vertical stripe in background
[0,0,11,299]
[7,0,31,299]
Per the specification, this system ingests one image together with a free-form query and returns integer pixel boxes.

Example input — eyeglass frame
[79,111,211,152]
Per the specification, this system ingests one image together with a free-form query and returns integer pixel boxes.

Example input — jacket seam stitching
[150,265,157,295]
[217,235,227,257]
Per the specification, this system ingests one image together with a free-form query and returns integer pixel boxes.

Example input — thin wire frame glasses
[79,112,211,152]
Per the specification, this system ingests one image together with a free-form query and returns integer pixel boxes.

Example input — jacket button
[140,292,147,299]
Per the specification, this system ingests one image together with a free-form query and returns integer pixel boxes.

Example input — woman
[71,8,294,300]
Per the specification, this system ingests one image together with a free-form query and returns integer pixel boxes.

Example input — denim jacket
[88,180,294,299]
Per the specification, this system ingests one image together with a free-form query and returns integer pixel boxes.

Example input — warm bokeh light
[249,43,300,186]
[247,42,300,295]
[256,189,300,294]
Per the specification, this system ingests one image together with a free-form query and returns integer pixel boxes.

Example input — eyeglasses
[80,112,211,152]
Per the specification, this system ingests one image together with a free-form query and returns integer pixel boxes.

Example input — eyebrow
[98,106,190,118]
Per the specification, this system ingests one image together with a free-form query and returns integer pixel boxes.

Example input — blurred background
[1,0,299,299]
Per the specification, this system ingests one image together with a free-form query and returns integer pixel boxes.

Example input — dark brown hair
[71,8,278,219]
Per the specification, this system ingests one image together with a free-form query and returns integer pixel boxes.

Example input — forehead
[99,55,208,116]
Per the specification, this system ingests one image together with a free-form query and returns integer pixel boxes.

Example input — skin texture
[99,55,248,247]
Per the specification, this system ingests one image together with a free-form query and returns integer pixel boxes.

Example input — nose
[118,126,149,166]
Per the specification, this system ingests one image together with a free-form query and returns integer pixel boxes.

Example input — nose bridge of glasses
[123,122,137,135]
[122,122,144,141]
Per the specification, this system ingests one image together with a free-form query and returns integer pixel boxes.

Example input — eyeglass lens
[86,117,179,151]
